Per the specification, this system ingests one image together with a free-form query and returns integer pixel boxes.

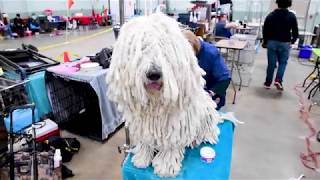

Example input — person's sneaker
[274,81,284,91]
[264,82,271,89]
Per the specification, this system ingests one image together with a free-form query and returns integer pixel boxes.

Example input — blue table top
[122,121,235,180]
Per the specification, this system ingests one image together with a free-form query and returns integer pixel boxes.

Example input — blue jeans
[266,40,290,84]
[5,24,13,37]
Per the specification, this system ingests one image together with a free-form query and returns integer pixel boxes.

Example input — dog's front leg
[152,148,185,178]
[132,143,154,168]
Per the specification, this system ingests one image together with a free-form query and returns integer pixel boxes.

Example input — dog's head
[107,13,206,112]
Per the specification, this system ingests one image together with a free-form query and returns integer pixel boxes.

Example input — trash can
[113,25,120,40]
[299,45,313,59]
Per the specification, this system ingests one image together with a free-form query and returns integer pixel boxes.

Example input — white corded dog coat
[106,13,223,177]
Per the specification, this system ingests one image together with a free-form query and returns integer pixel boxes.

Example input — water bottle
[189,11,193,22]
[54,149,62,168]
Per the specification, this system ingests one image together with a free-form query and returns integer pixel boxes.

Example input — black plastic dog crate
[0,44,59,80]
[45,72,103,141]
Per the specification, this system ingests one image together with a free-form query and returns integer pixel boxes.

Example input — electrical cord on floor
[294,84,320,173]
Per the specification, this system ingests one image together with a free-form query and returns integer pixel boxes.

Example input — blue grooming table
[122,121,234,180]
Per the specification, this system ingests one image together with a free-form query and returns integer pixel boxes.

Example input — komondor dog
[106,13,224,177]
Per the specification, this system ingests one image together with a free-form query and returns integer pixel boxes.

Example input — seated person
[215,13,238,38]
[1,15,14,39]
[183,30,231,110]
[28,18,40,34]
[13,14,25,37]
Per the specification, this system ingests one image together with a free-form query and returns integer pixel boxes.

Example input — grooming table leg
[118,126,131,165]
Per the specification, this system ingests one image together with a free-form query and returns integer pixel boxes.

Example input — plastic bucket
[299,45,313,59]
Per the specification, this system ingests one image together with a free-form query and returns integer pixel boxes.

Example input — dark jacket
[14,17,23,27]
[263,8,299,44]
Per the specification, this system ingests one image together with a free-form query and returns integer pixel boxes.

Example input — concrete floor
[1,29,320,180]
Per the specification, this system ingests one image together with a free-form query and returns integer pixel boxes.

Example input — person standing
[262,0,298,90]
[215,13,239,38]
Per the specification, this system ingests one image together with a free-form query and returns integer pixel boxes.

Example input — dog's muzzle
[145,67,163,91]
[146,71,162,81]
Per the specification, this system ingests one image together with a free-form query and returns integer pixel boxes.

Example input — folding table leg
[231,80,237,104]
[230,49,237,104]
[235,50,242,91]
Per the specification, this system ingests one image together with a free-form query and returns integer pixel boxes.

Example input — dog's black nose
[146,72,162,81]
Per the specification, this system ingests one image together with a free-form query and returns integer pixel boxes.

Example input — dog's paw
[153,160,181,178]
[152,149,184,178]
[202,124,220,144]
[132,153,152,168]
[131,144,153,168]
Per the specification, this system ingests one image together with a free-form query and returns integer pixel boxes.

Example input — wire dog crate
[0,78,28,158]
[45,72,103,141]
[0,78,29,114]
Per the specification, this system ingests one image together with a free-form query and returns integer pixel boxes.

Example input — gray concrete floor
[1,30,320,180]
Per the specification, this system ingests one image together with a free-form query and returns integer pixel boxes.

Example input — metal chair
[302,56,320,99]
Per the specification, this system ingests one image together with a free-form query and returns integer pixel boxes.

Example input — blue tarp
[122,121,234,180]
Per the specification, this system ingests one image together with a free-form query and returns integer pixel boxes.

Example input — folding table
[215,39,248,104]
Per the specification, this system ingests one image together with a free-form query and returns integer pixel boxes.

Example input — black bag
[91,48,112,69]
[41,136,80,163]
